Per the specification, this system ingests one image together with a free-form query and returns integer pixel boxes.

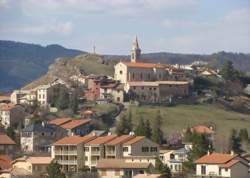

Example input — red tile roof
[124,136,145,145]
[49,118,71,126]
[53,135,96,145]
[191,125,214,134]
[0,134,16,145]
[106,135,134,145]
[86,135,117,145]
[195,153,235,164]
[0,103,15,111]
[60,119,91,129]
[221,160,240,168]
[0,96,10,101]
[0,155,12,170]
[122,62,164,69]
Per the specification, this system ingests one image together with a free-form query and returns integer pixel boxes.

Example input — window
[201,165,206,175]
[140,73,143,79]
[142,147,149,152]
[85,147,89,152]
[150,147,158,152]
[219,167,222,175]
[123,147,128,152]
[225,168,228,172]
[85,156,88,161]
[120,70,123,74]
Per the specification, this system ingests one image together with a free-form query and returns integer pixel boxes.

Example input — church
[114,37,189,103]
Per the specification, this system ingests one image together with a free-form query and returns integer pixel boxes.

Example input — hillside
[1,40,250,91]
[0,40,84,91]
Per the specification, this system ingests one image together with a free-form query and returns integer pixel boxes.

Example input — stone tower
[131,36,141,63]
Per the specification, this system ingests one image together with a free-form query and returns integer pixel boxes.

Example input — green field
[123,104,250,151]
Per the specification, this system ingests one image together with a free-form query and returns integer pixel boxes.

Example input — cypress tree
[152,111,164,144]
[135,116,146,136]
[145,119,152,138]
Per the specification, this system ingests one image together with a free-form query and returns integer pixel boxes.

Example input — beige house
[51,135,96,172]
[195,152,249,178]
[11,156,52,177]
[96,159,153,178]
[84,135,117,168]
[100,82,124,103]
[0,104,26,128]
[10,90,34,105]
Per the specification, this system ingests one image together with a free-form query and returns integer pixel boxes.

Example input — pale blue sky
[0,0,249,54]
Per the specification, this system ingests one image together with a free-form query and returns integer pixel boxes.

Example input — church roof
[122,62,164,68]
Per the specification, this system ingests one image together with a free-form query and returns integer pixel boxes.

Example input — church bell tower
[131,36,141,63]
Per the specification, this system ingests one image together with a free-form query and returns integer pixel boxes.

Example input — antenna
[93,44,96,54]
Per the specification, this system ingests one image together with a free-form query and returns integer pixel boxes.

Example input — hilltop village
[0,38,250,178]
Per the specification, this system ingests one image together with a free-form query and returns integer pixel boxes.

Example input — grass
[124,104,250,151]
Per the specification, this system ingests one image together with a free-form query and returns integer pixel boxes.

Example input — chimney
[129,131,135,136]
[108,132,112,136]
[230,150,234,156]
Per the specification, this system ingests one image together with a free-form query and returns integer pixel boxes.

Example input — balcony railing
[106,150,115,155]
[54,150,77,155]
[57,159,77,165]
[91,151,100,155]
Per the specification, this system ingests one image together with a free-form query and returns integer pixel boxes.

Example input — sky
[0,0,249,55]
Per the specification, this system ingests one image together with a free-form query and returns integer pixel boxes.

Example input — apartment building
[195,152,249,178]
[51,135,96,172]
[84,135,117,168]
[0,103,26,128]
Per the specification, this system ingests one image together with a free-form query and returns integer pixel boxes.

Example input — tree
[239,128,249,142]
[145,119,152,139]
[135,116,146,136]
[229,129,243,154]
[115,114,132,135]
[152,111,164,144]
[221,60,238,81]
[69,92,79,114]
[6,127,15,141]
[55,87,69,110]
[154,158,171,178]
[183,127,193,142]
[126,109,133,133]
[47,162,66,178]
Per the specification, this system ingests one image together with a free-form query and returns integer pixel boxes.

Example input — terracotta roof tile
[220,160,240,168]
[0,155,12,169]
[195,153,235,164]
[0,134,16,145]
[124,136,145,145]
[0,96,10,101]
[53,135,96,145]
[86,135,117,145]
[13,156,53,165]
[191,125,214,134]
[96,159,151,169]
[106,135,134,145]
[49,118,72,126]
[122,62,164,68]
[60,119,91,129]
[0,103,16,111]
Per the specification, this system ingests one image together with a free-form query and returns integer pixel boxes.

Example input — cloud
[0,0,9,8]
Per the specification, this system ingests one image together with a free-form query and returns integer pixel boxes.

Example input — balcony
[106,150,116,155]
[54,150,77,155]
[91,150,100,155]
[57,159,77,165]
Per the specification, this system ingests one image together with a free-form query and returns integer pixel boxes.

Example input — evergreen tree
[135,116,146,136]
[184,127,192,142]
[239,128,249,142]
[155,157,164,173]
[126,109,133,133]
[47,162,66,178]
[55,87,69,110]
[221,60,238,80]
[116,115,128,136]
[161,164,172,178]
[69,92,79,114]
[152,111,164,144]
[6,127,15,141]
[145,119,152,139]
[229,129,243,154]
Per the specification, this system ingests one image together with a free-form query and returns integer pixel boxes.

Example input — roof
[221,160,240,168]
[133,174,161,178]
[49,118,72,126]
[195,153,236,164]
[0,134,16,145]
[0,103,15,111]
[101,82,124,90]
[0,96,10,101]
[160,149,173,154]
[53,135,96,145]
[96,159,151,169]
[128,81,189,87]
[122,62,164,69]
[13,156,53,165]
[106,135,134,145]
[0,155,12,170]
[191,125,214,134]
[86,135,117,145]
[60,119,91,129]
[124,136,145,145]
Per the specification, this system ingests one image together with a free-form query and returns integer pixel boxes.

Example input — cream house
[96,159,153,178]
[51,135,96,172]
[11,156,52,177]
[100,82,124,103]
[195,152,249,178]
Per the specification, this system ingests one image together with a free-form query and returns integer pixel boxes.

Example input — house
[0,155,12,171]
[84,135,117,168]
[96,159,153,178]
[51,135,96,172]
[11,156,52,177]
[100,82,124,103]
[190,125,215,142]
[0,96,10,104]
[49,118,91,136]
[0,104,26,128]
[21,122,67,153]
[195,152,249,178]
[10,90,34,105]
[85,77,101,101]
[125,81,189,103]
[0,134,16,156]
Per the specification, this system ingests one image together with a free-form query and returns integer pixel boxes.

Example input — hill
[1,40,250,91]
[0,40,84,91]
